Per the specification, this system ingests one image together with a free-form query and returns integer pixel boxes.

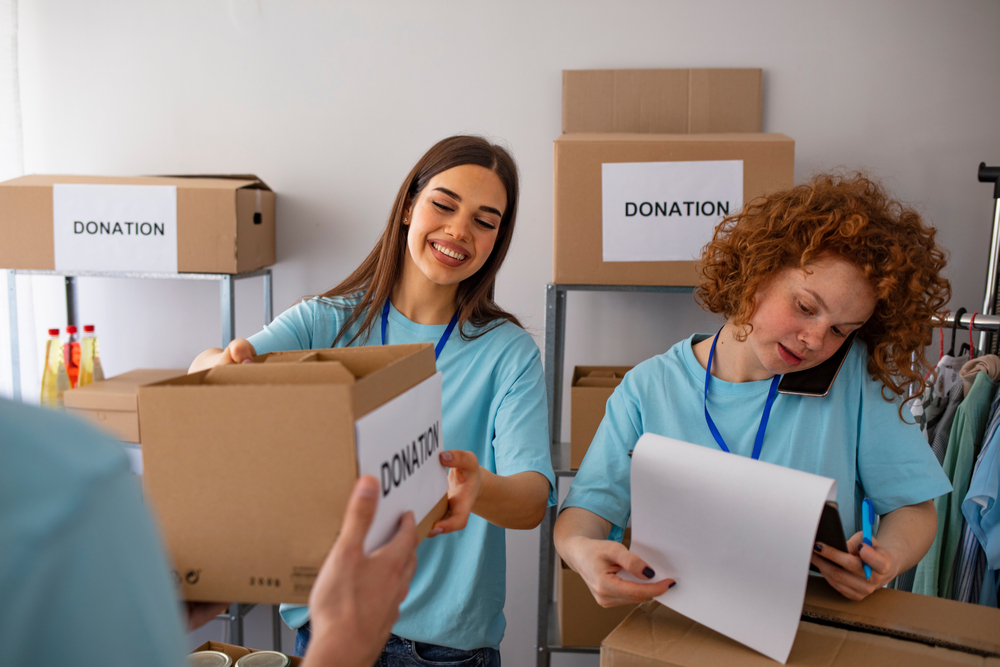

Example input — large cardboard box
[138,344,449,604]
[192,642,301,666]
[562,69,763,135]
[558,530,634,647]
[64,369,187,443]
[0,174,275,273]
[553,133,795,286]
[570,365,632,469]
[601,578,1000,666]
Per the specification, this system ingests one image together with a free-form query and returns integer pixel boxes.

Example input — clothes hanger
[949,307,967,357]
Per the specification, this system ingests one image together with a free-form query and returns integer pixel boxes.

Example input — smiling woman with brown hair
[555,171,952,608]
[191,135,555,666]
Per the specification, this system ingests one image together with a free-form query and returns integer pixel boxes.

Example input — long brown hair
[318,135,522,346]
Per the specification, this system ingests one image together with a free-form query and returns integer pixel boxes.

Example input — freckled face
[403,164,506,287]
[746,255,876,376]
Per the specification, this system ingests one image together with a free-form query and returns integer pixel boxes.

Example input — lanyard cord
[703,329,781,460]
[381,301,458,360]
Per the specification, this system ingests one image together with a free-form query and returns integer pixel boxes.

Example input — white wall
[5,1,1000,664]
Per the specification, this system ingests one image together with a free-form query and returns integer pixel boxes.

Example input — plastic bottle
[63,325,81,389]
[78,325,105,387]
[40,328,70,408]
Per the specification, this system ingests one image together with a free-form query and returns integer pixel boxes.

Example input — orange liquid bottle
[63,325,81,389]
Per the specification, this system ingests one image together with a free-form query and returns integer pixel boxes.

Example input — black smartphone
[777,331,858,397]
[811,500,849,573]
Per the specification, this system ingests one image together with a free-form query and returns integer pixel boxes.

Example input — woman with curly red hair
[555,171,953,603]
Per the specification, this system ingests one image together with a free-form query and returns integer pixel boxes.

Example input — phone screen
[777,331,858,397]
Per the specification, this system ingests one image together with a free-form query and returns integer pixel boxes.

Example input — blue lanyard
[704,329,781,460]
[381,301,458,360]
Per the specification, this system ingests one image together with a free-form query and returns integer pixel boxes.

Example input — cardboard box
[563,69,763,134]
[192,641,301,666]
[558,530,634,647]
[138,344,449,604]
[570,365,632,469]
[0,174,275,273]
[64,368,187,443]
[553,133,794,286]
[601,578,1000,666]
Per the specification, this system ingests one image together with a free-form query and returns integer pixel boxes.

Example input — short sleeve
[248,299,318,354]
[561,373,644,540]
[857,374,952,516]
[491,343,557,505]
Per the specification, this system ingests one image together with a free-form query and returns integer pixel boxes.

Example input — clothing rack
[933,312,1000,354]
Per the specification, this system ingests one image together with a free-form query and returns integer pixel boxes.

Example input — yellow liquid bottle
[78,325,102,387]
[40,328,66,408]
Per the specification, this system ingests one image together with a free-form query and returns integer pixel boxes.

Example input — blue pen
[861,498,874,579]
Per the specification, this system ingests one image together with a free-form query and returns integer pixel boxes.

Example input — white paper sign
[355,372,448,554]
[625,433,836,664]
[53,183,178,272]
[602,160,743,262]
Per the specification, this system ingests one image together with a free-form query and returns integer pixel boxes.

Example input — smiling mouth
[431,242,467,261]
[778,343,804,365]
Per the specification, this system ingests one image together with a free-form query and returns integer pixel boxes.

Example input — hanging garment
[963,392,1000,607]
[912,372,997,598]
[930,383,967,466]
[951,388,1000,602]
[961,354,1000,398]
[913,354,970,440]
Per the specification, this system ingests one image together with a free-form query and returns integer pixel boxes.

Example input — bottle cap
[48,328,60,336]
[66,325,78,334]
[83,325,95,332]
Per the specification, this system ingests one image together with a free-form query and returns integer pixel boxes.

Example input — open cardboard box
[138,344,448,604]
[570,366,633,469]
[192,641,301,666]
[602,577,1000,666]
[64,369,187,443]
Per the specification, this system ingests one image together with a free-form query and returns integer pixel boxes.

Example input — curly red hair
[697,171,950,408]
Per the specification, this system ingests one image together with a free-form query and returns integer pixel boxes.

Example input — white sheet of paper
[53,183,178,272]
[355,372,448,554]
[602,160,743,262]
[626,433,836,663]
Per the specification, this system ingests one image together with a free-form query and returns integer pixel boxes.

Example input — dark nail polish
[813,543,823,552]
[668,581,677,589]
[642,567,655,579]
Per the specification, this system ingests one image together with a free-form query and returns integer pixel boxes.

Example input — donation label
[355,372,448,554]
[602,160,743,262]
[53,183,178,272]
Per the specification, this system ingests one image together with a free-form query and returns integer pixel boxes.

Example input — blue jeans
[295,624,500,666]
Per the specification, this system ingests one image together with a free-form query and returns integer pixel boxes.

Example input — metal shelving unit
[5,266,278,649]
[536,283,693,667]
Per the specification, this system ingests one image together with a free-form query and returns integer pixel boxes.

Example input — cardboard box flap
[160,173,273,191]
[576,376,625,388]
[63,369,187,411]
[802,578,1000,657]
[0,174,262,191]
[353,344,437,418]
[261,344,434,383]
[204,361,356,386]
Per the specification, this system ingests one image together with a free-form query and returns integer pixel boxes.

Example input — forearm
[472,470,548,529]
[189,348,225,373]
[875,500,937,576]
[554,507,613,573]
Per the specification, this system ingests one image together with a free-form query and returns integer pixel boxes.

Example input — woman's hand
[554,507,675,608]
[569,535,675,607]
[430,450,482,536]
[188,338,257,373]
[810,532,899,600]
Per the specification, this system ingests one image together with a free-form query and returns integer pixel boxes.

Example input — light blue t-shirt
[248,296,555,650]
[0,399,187,667]
[563,334,952,542]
